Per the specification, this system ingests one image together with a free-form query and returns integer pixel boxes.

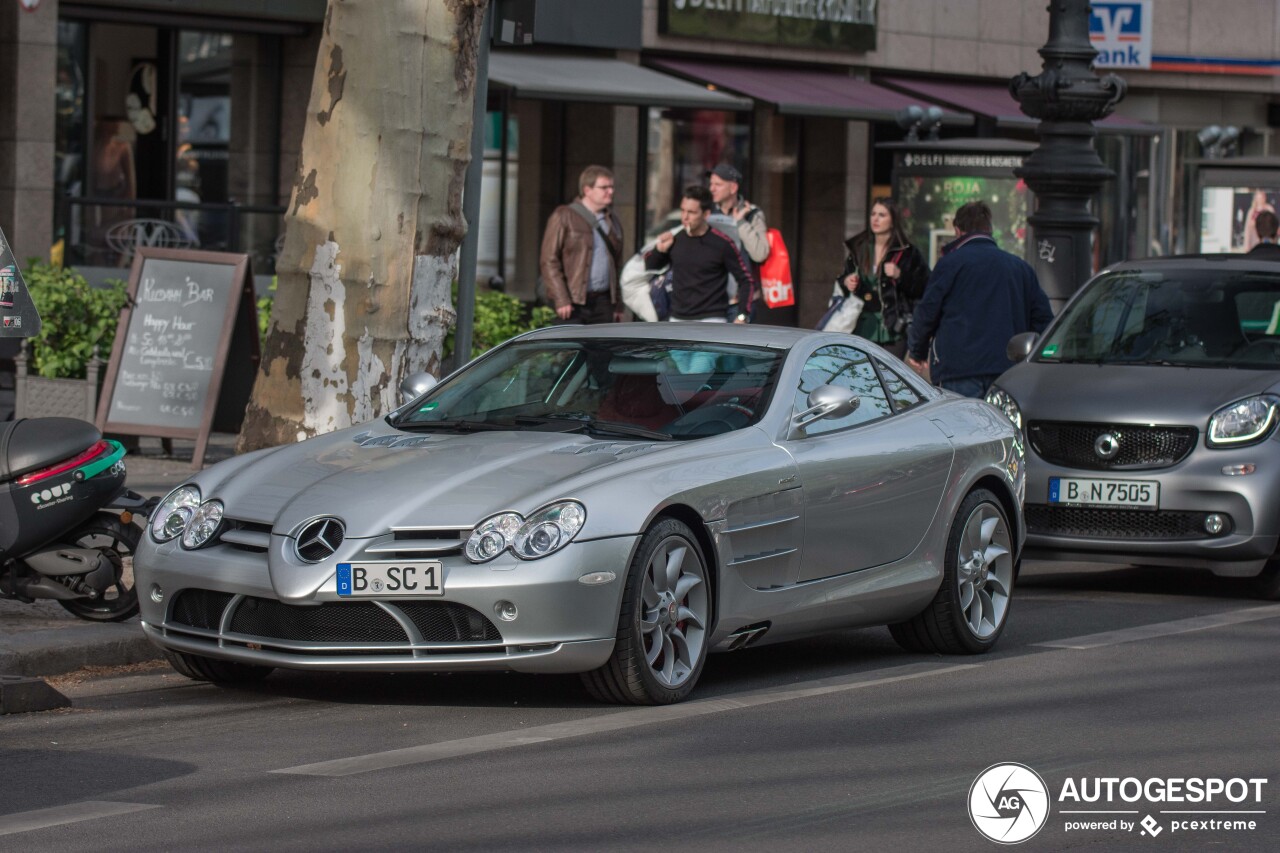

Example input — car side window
[793,344,893,435]
[874,358,923,412]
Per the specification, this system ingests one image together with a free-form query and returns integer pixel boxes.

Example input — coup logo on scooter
[30,481,75,508]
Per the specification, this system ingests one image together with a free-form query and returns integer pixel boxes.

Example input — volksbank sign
[1089,0,1153,69]
[661,0,877,52]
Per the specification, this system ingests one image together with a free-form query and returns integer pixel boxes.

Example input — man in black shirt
[645,186,756,323]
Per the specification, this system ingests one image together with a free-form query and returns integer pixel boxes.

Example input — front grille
[1026,505,1222,540]
[167,589,504,645]
[170,589,235,629]
[1029,422,1197,470]
[398,601,502,642]
[230,597,405,642]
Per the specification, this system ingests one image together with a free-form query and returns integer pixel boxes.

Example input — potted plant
[13,262,128,421]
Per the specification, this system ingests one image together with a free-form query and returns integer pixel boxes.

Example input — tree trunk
[238,0,487,452]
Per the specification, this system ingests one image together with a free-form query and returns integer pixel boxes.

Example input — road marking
[272,661,979,777]
[1035,604,1280,650]
[0,801,160,837]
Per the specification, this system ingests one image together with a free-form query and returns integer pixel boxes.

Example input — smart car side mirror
[398,371,438,406]
[790,384,859,436]
[1007,332,1038,362]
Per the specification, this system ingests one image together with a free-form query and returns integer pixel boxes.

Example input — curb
[0,623,161,678]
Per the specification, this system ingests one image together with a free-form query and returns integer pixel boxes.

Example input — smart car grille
[1026,505,1216,540]
[1028,422,1198,470]
[166,589,503,644]
[170,590,235,630]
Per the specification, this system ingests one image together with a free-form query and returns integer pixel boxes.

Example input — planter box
[13,342,101,422]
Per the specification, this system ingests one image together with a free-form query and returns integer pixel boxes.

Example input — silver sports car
[989,255,1280,598]
[135,324,1026,704]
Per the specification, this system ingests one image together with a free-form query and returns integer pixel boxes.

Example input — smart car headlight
[181,500,224,549]
[1208,395,1280,447]
[985,385,1023,432]
[465,501,586,562]
[150,485,201,543]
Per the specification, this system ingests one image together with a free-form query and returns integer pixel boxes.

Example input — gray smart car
[134,324,1025,704]
[989,255,1280,597]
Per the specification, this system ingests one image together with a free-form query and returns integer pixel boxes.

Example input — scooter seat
[0,418,104,483]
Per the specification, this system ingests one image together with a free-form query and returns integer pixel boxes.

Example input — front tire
[1251,561,1280,600]
[56,512,141,622]
[890,489,1015,654]
[581,518,710,704]
[164,650,274,684]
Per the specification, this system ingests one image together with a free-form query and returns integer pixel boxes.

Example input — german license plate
[1048,477,1159,509]
[336,561,443,597]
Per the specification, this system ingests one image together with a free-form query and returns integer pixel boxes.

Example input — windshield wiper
[396,418,514,433]
[517,414,674,441]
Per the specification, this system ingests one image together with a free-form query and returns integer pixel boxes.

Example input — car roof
[1101,253,1280,275]
[518,322,825,348]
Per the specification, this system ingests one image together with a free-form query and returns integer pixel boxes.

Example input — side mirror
[398,371,438,406]
[790,384,859,436]
[1006,331,1038,362]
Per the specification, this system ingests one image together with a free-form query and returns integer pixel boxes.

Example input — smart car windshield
[1036,268,1280,368]
[395,338,784,439]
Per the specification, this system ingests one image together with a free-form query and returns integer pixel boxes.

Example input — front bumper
[1023,443,1280,576]
[134,534,637,674]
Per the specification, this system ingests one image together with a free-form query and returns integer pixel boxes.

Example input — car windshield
[394,338,784,439]
[1036,268,1280,369]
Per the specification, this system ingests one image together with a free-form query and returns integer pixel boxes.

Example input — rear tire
[164,650,274,684]
[56,512,141,622]
[580,518,710,704]
[890,489,1015,654]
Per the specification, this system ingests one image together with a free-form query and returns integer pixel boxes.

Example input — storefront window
[645,107,750,240]
[55,19,284,271]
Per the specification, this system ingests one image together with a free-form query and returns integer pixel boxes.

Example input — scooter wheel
[56,511,142,622]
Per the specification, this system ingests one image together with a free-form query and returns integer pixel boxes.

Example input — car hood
[996,362,1280,424]
[195,424,675,537]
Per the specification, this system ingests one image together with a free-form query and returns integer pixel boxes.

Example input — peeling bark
[238,0,489,453]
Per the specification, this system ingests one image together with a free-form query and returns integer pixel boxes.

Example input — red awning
[878,77,1159,134]
[650,59,972,125]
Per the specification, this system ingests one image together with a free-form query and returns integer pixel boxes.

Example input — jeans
[940,375,999,399]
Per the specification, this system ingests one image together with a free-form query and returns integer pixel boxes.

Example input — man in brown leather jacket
[539,165,625,324]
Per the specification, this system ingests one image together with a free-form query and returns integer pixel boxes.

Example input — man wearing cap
[708,163,768,322]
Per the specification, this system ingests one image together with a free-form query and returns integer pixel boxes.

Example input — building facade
[2,0,1278,332]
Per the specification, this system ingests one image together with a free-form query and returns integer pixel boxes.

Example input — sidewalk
[0,433,239,678]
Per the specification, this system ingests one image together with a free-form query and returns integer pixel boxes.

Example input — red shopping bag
[759,229,794,308]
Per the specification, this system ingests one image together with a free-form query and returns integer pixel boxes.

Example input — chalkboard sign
[97,248,260,469]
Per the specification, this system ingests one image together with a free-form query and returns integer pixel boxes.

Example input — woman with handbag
[834,198,929,358]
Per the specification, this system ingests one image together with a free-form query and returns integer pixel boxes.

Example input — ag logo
[968,763,1050,844]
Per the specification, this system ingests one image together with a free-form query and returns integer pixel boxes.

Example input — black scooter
[0,417,151,621]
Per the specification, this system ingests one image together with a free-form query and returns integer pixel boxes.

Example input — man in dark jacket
[1248,210,1280,260]
[539,165,624,324]
[906,201,1053,398]
[645,185,757,323]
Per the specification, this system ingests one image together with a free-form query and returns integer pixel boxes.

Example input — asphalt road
[2,561,1278,852]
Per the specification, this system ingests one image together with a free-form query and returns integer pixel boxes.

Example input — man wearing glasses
[539,165,625,324]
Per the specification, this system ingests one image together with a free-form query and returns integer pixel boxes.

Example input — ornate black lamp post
[1011,0,1127,307]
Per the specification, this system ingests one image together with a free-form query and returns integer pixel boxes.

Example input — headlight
[985,385,1023,432]
[181,500,224,549]
[1208,395,1280,447]
[150,485,201,543]
[465,501,587,562]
